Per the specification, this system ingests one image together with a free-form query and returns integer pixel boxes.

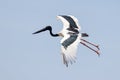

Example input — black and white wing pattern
[57,15,81,67]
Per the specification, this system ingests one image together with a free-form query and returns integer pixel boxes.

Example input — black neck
[49,28,59,37]
[33,26,59,37]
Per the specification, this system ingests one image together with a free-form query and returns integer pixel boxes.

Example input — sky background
[0,0,120,80]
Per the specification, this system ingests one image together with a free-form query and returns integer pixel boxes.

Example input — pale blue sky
[0,0,120,80]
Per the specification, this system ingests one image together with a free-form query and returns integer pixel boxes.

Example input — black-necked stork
[33,15,100,67]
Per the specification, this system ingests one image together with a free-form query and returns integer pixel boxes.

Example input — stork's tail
[81,33,89,37]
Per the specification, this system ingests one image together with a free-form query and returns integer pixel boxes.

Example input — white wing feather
[57,16,69,30]
[61,34,81,67]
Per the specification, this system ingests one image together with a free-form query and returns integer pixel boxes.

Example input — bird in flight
[33,15,100,67]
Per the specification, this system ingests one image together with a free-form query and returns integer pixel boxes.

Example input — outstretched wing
[57,15,81,67]
[61,34,80,67]
[57,15,81,35]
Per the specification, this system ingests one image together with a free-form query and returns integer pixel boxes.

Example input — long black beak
[32,27,48,34]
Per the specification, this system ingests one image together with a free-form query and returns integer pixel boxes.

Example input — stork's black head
[33,26,52,34]
[45,26,52,30]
